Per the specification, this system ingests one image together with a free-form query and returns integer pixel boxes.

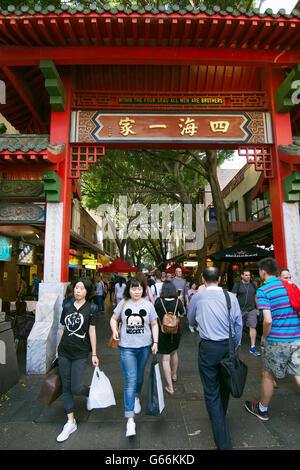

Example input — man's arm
[231,295,243,347]
[262,309,272,341]
[187,294,198,326]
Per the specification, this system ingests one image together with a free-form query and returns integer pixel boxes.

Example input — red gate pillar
[49,71,72,283]
[264,68,293,269]
[28,72,72,374]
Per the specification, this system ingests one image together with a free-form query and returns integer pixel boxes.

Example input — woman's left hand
[92,355,99,367]
[151,343,158,354]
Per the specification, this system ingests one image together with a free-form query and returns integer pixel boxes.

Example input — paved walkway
[1,298,300,451]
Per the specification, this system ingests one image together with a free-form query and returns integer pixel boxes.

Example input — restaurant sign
[71,111,273,144]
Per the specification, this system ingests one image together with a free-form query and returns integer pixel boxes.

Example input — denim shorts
[261,339,300,379]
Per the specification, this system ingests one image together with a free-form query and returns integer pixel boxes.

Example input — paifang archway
[0,5,300,372]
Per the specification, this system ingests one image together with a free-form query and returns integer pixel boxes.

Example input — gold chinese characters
[210,121,230,133]
[118,117,230,137]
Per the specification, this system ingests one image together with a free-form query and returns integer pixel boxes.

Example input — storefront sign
[18,242,34,265]
[0,236,11,261]
[69,255,82,269]
[71,111,273,144]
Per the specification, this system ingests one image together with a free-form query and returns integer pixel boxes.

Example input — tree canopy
[0,0,254,12]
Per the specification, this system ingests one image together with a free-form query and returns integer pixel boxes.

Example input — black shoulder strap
[223,289,231,312]
[223,289,235,356]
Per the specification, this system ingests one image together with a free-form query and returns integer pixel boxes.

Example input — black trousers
[198,339,232,450]
[59,356,89,415]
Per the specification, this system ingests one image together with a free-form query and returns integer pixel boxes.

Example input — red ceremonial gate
[0,5,299,284]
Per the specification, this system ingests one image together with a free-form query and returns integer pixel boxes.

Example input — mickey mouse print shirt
[58,301,97,360]
[114,299,158,349]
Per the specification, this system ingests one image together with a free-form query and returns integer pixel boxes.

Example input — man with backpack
[232,269,260,356]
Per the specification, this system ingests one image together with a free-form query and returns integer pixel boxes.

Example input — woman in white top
[114,278,126,304]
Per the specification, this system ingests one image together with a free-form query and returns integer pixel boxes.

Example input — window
[227,201,239,222]
[244,191,270,221]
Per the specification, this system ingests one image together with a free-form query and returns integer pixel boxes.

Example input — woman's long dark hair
[123,277,146,300]
[65,284,74,300]
[160,280,177,299]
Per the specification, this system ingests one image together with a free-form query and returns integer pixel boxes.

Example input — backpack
[281,280,300,313]
[159,298,179,335]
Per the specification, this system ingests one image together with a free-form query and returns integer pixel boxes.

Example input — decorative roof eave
[1,4,300,20]
[0,134,66,167]
[278,137,300,155]
[0,134,49,152]
[0,7,299,56]
[278,137,300,165]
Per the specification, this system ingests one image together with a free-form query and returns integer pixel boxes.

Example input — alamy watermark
[96,197,204,250]
[291,80,300,105]
[0,80,6,104]
[0,340,6,365]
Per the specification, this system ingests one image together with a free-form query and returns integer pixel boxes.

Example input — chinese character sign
[71,111,273,144]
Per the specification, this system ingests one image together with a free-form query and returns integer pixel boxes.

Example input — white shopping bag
[87,366,116,410]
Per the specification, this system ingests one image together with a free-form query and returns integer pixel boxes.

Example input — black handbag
[219,289,248,398]
[145,355,165,416]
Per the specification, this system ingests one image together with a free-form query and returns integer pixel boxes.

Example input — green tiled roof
[278,137,300,155]
[0,134,49,152]
[0,4,299,19]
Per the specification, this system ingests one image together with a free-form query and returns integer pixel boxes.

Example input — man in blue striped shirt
[244,257,300,421]
[188,267,242,450]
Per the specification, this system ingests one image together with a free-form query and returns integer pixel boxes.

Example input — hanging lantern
[232,265,239,270]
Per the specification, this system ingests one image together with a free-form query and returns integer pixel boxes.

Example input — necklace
[74,300,86,310]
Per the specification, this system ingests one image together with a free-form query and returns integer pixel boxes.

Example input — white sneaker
[134,397,141,414]
[126,420,136,437]
[56,420,77,442]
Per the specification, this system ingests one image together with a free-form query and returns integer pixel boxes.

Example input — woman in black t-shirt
[154,281,184,395]
[55,278,99,443]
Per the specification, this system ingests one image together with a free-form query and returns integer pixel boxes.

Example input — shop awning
[165,263,192,274]
[70,229,106,255]
[98,257,138,272]
[210,243,274,261]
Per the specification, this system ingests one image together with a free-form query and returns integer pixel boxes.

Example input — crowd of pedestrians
[53,259,300,450]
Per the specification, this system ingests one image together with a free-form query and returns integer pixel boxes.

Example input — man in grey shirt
[172,267,189,314]
[188,267,242,450]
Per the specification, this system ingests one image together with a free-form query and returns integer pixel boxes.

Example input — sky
[257,0,298,13]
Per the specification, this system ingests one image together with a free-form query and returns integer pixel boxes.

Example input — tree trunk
[205,150,230,251]
[194,241,207,286]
